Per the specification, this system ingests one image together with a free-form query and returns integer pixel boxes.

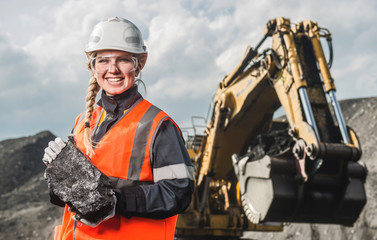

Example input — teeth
[107,78,123,82]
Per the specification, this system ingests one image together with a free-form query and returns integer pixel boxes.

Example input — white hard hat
[85,17,147,54]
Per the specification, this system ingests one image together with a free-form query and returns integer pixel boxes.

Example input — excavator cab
[176,17,367,239]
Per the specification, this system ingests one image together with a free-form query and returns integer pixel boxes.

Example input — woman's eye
[119,57,132,63]
[97,58,110,64]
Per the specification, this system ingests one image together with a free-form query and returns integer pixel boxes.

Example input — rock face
[0,131,55,195]
[0,131,62,240]
[0,97,376,240]
[45,138,115,222]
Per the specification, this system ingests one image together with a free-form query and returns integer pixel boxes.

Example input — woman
[43,17,194,240]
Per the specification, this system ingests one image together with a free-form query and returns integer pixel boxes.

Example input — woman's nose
[108,63,120,73]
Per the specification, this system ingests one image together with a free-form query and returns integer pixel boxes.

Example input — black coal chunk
[45,138,115,222]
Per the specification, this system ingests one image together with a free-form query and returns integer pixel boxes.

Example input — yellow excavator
[175,17,367,239]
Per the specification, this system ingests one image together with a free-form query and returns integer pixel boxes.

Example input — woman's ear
[136,53,148,76]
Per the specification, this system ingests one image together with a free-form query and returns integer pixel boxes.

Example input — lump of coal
[45,138,115,222]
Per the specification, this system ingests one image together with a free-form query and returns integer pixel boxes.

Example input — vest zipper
[73,219,77,240]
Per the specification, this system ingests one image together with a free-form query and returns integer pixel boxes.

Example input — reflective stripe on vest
[54,99,178,240]
[74,99,167,181]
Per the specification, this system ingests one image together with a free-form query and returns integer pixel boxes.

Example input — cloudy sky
[0,0,376,141]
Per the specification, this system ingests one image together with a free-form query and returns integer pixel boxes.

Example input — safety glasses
[90,54,138,74]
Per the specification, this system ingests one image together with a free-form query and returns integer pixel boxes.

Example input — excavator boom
[176,17,367,239]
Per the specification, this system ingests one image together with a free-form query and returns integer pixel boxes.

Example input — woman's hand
[42,137,66,166]
[72,195,117,228]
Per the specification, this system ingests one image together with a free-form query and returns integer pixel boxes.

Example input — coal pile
[0,97,376,240]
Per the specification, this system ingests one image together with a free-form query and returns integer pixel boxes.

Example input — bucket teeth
[241,194,261,224]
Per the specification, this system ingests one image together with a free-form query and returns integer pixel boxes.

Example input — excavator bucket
[234,129,367,226]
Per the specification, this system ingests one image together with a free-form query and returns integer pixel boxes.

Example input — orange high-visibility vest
[54,99,177,240]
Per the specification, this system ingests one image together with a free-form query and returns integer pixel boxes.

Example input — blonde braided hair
[84,52,100,155]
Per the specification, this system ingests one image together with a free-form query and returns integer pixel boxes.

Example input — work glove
[42,137,66,166]
[72,195,117,228]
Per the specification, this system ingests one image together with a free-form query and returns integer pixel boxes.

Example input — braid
[83,53,100,155]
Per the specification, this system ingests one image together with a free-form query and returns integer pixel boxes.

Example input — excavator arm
[176,17,367,239]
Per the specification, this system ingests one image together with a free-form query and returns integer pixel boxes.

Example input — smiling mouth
[106,78,124,83]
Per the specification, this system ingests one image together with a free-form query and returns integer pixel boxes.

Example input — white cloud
[0,0,376,140]
[0,32,86,140]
